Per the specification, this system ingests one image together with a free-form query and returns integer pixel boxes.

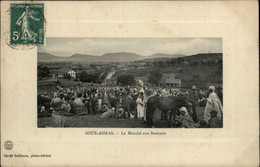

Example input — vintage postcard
[1,1,259,166]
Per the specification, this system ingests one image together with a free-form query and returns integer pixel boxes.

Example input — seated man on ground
[38,106,51,118]
[100,105,116,119]
[209,110,222,128]
[174,107,196,128]
[117,105,125,119]
[74,95,84,114]
[60,101,71,113]
[50,97,64,111]
[49,107,67,127]
[197,120,209,128]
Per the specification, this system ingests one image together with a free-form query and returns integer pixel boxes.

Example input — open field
[38,79,81,95]
[111,67,178,79]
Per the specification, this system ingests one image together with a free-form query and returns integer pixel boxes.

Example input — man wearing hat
[187,85,199,123]
[204,86,223,122]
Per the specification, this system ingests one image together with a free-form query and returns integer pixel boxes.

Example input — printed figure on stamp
[10,3,44,45]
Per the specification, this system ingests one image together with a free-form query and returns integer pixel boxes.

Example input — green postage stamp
[10,3,44,45]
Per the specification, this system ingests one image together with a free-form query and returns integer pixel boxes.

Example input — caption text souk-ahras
[85,131,166,135]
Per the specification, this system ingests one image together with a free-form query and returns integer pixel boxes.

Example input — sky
[38,38,222,57]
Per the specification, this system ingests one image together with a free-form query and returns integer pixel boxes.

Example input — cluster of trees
[79,71,100,83]
[79,72,137,86]
[151,58,222,67]
[216,65,223,76]
[116,70,164,86]
[148,69,163,85]
[37,65,50,79]
[117,74,136,86]
[63,73,72,80]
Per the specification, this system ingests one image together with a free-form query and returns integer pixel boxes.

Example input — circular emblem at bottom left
[4,140,13,150]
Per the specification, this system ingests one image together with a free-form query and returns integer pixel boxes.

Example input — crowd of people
[38,82,223,128]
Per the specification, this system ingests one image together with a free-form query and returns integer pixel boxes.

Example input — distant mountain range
[37,52,186,62]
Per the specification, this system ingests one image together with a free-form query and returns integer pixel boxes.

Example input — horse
[146,96,192,127]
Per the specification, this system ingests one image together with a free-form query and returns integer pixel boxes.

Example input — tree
[148,69,163,85]
[158,61,164,67]
[170,59,176,66]
[89,64,97,70]
[177,57,184,65]
[216,65,223,76]
[117,74,136,86]
[192,61,199,66]
[37,65,50,79]
[79,71,99,83]
[63,73,72,80]
[166,59,171,66]
[218,59,223,65]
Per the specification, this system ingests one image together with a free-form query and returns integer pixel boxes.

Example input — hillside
[38,52,222,89]
[37,52,64,62]
[149,53,185,59]
[102,52,144,60]
[111,53,223,88]
[38,52,189,63]
[184,53,222,61]
[70,54,96,59]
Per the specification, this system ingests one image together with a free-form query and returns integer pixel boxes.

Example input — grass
[38,107,205,128]
[38,79,80,95]
[109,65,222,89]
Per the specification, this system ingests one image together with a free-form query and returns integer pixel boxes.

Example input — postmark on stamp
[10,3,44,45]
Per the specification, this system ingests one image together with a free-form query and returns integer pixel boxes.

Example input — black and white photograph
[37,38,223,128]
[2,1,259,166]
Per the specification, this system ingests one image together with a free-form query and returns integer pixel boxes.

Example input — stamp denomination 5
[10,3,44,45]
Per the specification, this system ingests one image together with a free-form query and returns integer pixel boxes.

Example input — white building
[68,70,76,78]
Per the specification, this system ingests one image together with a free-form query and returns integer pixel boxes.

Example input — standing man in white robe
[136,94,144,119]
[204,86,223,122]
[143,93,148,122]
